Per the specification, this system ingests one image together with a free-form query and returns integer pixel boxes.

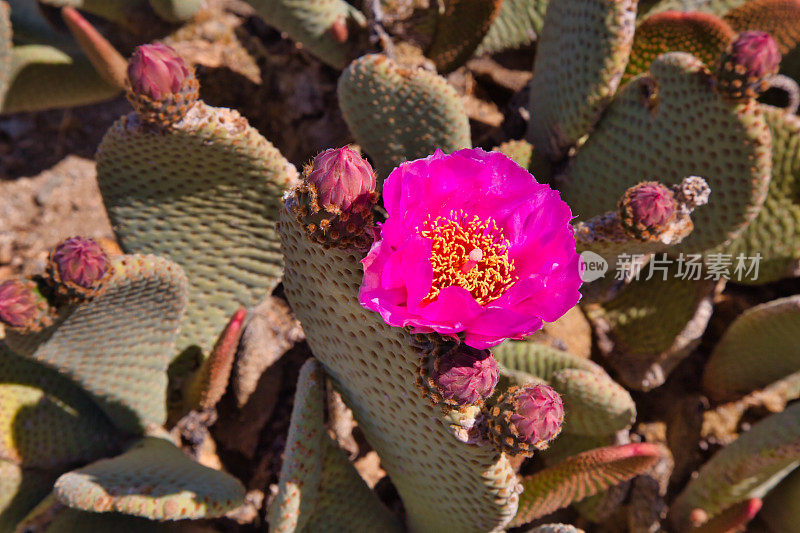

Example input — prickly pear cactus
[54,437,245,520]
[278,205,519,532]
[4,254,188,433]
[268,359,401,532]
[476,0,549,55]
[427,0,503,72]
[671,402,800,529]
[527,0,636,160]
[338,54,471,181]
[559,52,772,253]
[96,101,297,361]
[703,295,800,401]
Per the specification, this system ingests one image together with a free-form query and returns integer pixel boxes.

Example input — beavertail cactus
[126,43,199,126]
[716,30,781,101]
[488,383,565,456]
[0,279,52,333]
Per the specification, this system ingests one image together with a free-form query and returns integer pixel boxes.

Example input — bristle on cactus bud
[287,146,378,251]
[46,237,113,302]
[488,383,564,456]
[619,182,677,240]
[126,43,199,126]
[716,31,781,101]
[0,279,53,333]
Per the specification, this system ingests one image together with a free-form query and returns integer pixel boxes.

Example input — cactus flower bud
[619,181,677,240]
[47,237,113,300]
[306,146,377,212]
[128,43,189,101]
[0,279,52,332]
[488,383,564,456]
[434,346,499,405]
[126,43,199,126]
[716,31,781,101]
[509,383,564,446]
[288,146,378,250]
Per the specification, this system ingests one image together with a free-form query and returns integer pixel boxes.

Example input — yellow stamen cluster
[419,210,515,306]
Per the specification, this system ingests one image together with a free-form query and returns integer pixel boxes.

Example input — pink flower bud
[306,146,376,211]
[0,279,49,331]
[619,181,677,239]
[509,383,564,446]
[50,237,110,291]
[716,31,781,101]
[434,346,499,405]
[127,43,189,101]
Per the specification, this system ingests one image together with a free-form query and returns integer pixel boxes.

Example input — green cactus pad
[337,54,471,181]
[703,296,800,401]
[492,342,635,436]
[721,105,800,283]
[0,2,10,105]
[476,0,549,55]
[0,461,59,532]
[2,45,119,114]
[427,0,503,72]
[761,466,800,533]
[148,0,202,22]
[279,207,518,532]
[4,255,188,434]
[492,340,602,380]
[638,0,748,18]
[527,0,636,160]
[491,140,534,171]
[724,0,800,54]
[244,0,363,69]
[54,437,245,520]
[670,402,800,529]
[511,443,663,527]
[96,102,296,361]
[560,52,772,253]
[585,263,716,390]
[624,11,735,82]
[270,359,401,532]
[0,347,119,469]
[550,369,636,436]
[268,358,324,532]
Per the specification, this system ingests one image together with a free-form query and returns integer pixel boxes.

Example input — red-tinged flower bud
[126,43,199,126]
[128,43,188,101]
[716,31,781,101]
[434,345,498,405]
[619,181,677,240]
[488,383,564,456]
[288,146,379,251]
[47,237,113,301]
[0,279,52,332]
[509,383,564,446]
[306,146,376,211]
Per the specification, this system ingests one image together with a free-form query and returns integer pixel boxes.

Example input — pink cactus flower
[306,146,376,211]
[128,43,190,101]
[510,383,564,446]
[727,31,781,81]
[359,148,582,348]
[435,346,499,405]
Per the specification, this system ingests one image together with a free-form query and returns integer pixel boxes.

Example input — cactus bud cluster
[716,31,781,101]
[416,341,499,408]
[288,146,378,250]
[126,43,199,126]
